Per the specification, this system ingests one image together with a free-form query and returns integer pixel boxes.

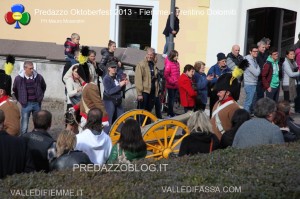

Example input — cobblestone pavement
[27,99,65,140]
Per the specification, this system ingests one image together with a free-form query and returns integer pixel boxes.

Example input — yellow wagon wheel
[143,119,190,160]
[109,109,158,145]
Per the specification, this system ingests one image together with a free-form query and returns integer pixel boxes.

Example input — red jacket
[178,73,197,107]
[164,57,180,89]
[261,62,273,90]
[64,38,80,59]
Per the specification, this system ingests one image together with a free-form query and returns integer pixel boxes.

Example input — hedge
[1,142,300,199]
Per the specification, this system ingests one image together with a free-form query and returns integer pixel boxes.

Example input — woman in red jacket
[164,50,180,117]
[178,64,197,112]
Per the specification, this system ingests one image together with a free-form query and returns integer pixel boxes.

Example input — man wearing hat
[207,53,231,117]
[63,46,95,84]
[210,59,249,140]
[210,73,240,141]
[71,64,108,132]
[66,46,108,132]
[0,70,20,136]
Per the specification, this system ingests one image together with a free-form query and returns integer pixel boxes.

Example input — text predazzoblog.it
[73,163,168,172]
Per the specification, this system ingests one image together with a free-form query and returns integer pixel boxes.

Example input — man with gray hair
[13,61,46,134]
[135,48,162,119]
[261,37,271,54]
[232,98,284,149]
[226,45,243,70]
[226,45,243,101]
[256,40,267,101]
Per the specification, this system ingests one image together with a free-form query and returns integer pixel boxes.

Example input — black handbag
[207,81,215,98]
[103,92,122,106]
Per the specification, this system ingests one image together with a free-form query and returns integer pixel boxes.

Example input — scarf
[285,58,297,101]
[0,95,9,104]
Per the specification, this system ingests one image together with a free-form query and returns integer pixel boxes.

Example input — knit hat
[0,69,12,96]
[217,53,226,61]
[214,59,249,101]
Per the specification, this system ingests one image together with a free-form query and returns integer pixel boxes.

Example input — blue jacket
[207,63,231,84]
[103,74,123,99]
[194,72,208,104]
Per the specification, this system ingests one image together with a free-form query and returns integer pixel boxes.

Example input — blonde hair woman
[56,130,76,157]
[50,130,92,171]
[179,111,219,156]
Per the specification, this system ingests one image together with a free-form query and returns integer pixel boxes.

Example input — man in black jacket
[226,45,243,70]
[23,110,56,172]
[0,110,35,178]
[162,7,180,57]
[256,40,267,102]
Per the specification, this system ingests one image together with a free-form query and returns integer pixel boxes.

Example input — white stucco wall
[0,59,66,101]
[206,0,300,67]
[0,59,138,111]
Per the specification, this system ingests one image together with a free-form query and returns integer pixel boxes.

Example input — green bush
[1,142,300,199]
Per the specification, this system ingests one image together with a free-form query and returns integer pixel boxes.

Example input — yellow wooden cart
[109,110,192,160]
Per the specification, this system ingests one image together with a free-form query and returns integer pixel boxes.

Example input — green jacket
[266,55,280,88]
[107,144,147,164]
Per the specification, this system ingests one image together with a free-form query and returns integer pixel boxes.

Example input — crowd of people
[1,28,300,179]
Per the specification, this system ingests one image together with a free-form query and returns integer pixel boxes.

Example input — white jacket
[76,129,112,164]
[63,63,96,83]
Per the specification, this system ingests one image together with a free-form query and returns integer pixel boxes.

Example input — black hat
[0,70,12,96]
[4,55,15,75]
[107,61,118,68]
[217,53,226,61]
[78,46,90,65]
[77,64,90,83]
[214,73,239,101]
[77,46,91,83]
[214,59,249,101]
